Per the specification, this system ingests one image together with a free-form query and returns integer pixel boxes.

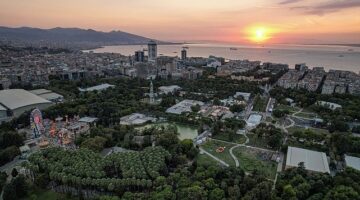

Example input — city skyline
[0,0,359,44]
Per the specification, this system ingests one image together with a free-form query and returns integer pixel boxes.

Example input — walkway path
[228,132,251,167]
[199,147,230,167]
[285,117,295,129]
[212,138,276,153]
[292,108,303,117]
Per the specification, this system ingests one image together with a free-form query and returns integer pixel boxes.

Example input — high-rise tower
[148,40,157,61]
[134,50,145,62]
[181,48,187,60]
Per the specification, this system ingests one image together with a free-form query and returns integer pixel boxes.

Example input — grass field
[246,134,274,150]
[294,112,317,119]
[23,188,77,200]
[253,96,268,112]
[201,140,235,166]
[275,104,301,113]
[233,147,277,180]
[196,153,220,167]
[212,133,247,144]
[287,126,330,135]
[286,139,328,152]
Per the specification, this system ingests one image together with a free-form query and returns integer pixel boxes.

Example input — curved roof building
[0,89,53,118]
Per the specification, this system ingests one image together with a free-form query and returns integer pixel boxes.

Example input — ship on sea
[230,47,238,50]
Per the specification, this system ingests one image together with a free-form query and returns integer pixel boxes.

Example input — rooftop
[29,89,52,95]
[0,89,51,110]
[286,146,330,173]
[158,85,181,93]
[234,92,251,101]
[247,114,262,127]
[120,113,156,125]
[78,117,99,123]
[79,83,115,92]
[38,92,64,101]
[345,155,360,171]
[166,100,204,115]
[0,104,7,111]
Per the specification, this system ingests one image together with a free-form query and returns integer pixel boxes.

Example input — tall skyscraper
[134,50,145,62]
[148,40,157,61]
[181,49,187,60]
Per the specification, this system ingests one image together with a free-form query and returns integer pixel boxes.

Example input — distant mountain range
[0,26,166,48]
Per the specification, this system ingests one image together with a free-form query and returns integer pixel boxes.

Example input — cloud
[292,0,360,15]
[278,0,302,5]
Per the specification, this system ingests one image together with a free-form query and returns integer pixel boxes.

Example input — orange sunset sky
[0,0,359,44]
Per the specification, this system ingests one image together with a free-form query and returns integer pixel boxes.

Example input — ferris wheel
[30,108,45,138]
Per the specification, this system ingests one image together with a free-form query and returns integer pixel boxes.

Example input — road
[0,156,26,175]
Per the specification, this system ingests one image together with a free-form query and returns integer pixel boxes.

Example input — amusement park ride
[30,108,75,148]
[30,108,45,138]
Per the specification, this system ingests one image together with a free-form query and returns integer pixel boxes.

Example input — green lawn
[246,134,274,150]
[253,96,268,112]
[196,153,221,167]
[201,140,235,166]
[294,112,317,119]
[212,133,246,144]
[233,147,277,180]
[287,126,330,135]
[275,104,301,113]
[24,188,78,200]
[286,139,328,152]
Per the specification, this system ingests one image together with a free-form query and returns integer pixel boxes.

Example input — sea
[85,43,360,73]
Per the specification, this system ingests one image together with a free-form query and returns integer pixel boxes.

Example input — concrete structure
[134,50,145,62]
[317,101,342,110]
[149,81,155,104]
[158,85,181,95]
[148,40,157,61]
[78,117,98,125]
[321,70,360,95]
[120,113,156,125]
[247,114,262,127]
[181,49,187,60]
[0,89,52,118]
[29,89,64,103]
[0,104,8,122]
[286,146,330,173]
[166,100,204,115]
[79,83,115,92]
[277,69,305,89]
[297,67,325,92]
[344,155,360,171]
[207,59,222,68]
[217,60,260,76]
[199,106,233,120]
[295,63,308,71]
[234,92,251,102]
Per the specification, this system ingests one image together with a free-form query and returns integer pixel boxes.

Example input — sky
[0,0,359,44]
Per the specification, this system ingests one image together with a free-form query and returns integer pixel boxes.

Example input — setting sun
[245,25,275,44]
[252,27,270,43]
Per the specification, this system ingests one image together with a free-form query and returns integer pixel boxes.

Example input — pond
[136,122,198,140]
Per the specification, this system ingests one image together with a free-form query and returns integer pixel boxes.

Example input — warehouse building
[158,85,181,95]
[78,83,115,92]
[166,100,204,115]
[286,146,330,173]
[29,89,64,103]
[0,89,53,121]
[344,155,360,171]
